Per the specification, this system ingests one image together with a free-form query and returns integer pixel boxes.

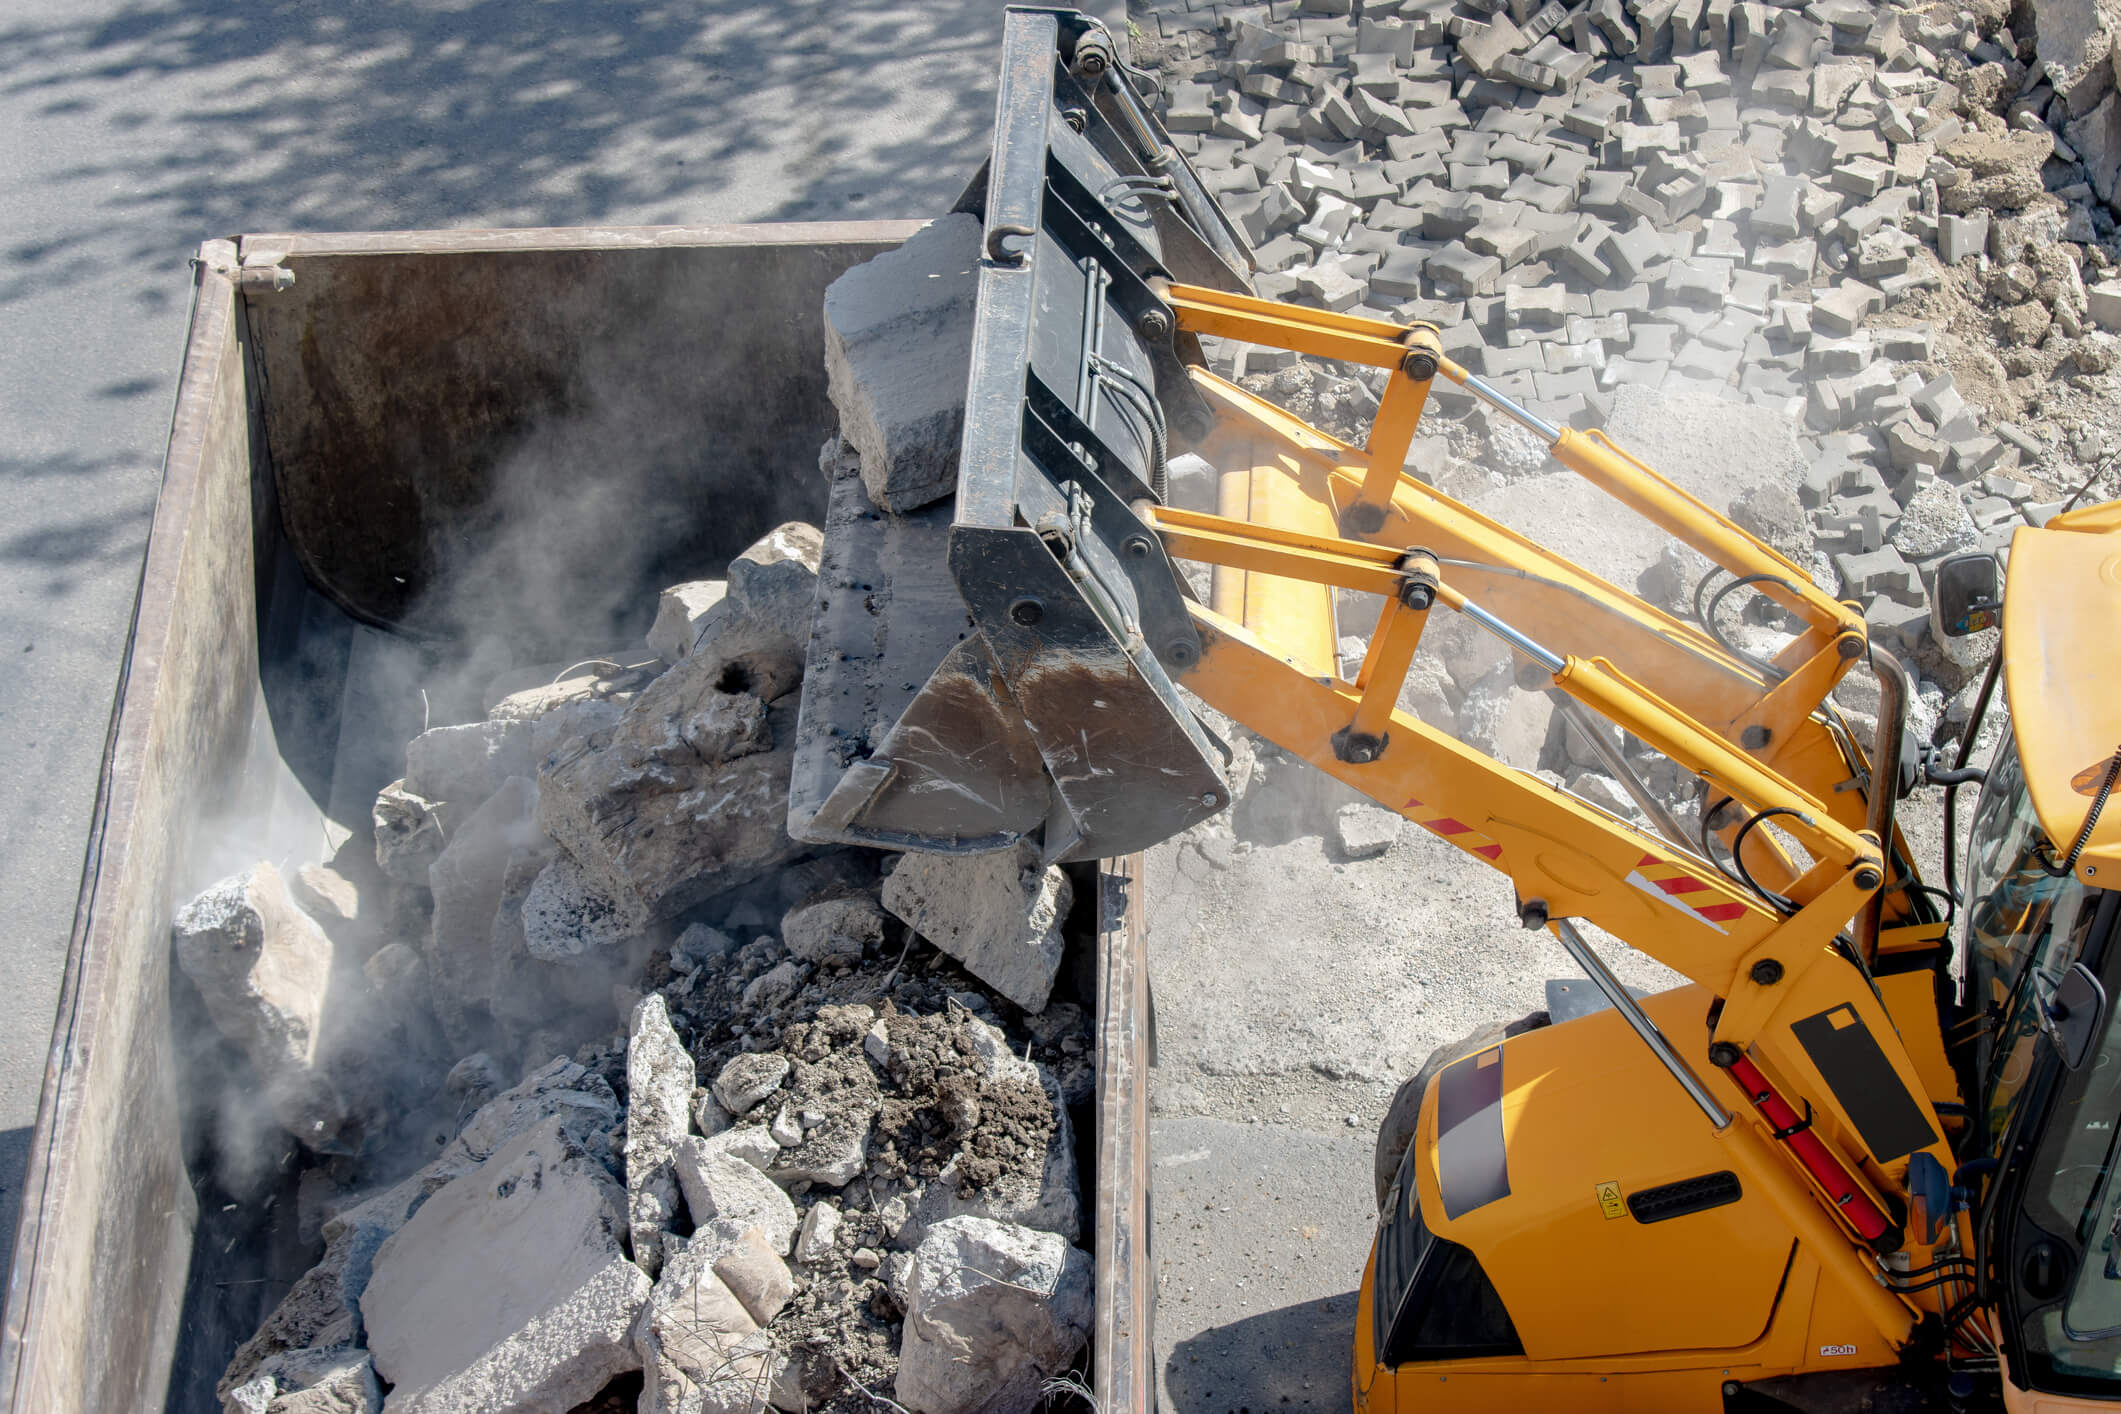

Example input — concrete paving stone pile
[1134,0,2121,664]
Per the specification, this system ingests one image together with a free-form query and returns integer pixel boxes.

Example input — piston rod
[1553,918,1731,1129]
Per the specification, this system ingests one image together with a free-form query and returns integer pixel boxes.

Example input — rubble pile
[185,229,1096,1412]
[1129,0,2121,824]
[1139,0,2121,624]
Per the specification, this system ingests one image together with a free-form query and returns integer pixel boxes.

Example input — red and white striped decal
[1626,853,1750,934]
[1401,797,1503,862]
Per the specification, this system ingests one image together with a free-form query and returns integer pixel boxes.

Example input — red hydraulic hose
[1726,1054,1897,1249]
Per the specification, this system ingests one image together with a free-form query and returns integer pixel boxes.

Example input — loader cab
[1959,731,2121,1402]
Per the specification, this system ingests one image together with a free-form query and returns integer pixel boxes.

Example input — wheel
[1373,1011,1548,1212]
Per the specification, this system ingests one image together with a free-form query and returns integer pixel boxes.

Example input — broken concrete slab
[824,213,980,514]
[1334,801,1403,859]
[627,994,696,1279]
[173,863,350,1152]
[880,844,1072,1013]
[896,1216,1093,1414]
[713,1051,792,1116]
[364,1116,651,1414]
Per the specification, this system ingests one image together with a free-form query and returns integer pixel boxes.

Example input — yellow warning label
[1595,1181,1626,1220]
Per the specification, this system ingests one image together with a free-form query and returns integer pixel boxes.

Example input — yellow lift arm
[1148,282,1964,1350]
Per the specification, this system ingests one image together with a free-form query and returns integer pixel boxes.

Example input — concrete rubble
[197,510,1095,1412]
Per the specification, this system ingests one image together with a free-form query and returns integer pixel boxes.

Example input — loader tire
[1373,1011,1548,1213]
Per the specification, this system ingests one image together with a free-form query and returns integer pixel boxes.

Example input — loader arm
[791,5,1971,1361]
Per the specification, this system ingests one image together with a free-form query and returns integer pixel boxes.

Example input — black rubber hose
[1730,806,1808,916]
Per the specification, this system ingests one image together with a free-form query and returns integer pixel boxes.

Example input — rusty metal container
[0,223,1153,1414]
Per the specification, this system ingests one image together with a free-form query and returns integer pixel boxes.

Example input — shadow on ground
[0,0,1019,307]
[1165,1291,1357,1413]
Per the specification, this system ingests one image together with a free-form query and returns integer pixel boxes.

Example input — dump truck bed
[0,222,1153,1414]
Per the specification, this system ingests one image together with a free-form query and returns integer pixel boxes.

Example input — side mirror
[2045,963,2108,1072]
[1934,553,2002,637]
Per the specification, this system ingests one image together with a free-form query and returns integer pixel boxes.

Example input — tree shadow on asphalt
[0,0,1018,305]
[1165,1291,1358,1413]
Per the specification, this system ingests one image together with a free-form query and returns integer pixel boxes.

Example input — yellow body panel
[2002,508,2121,883]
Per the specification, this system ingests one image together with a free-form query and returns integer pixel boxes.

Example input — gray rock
[373,781,452,886]
[881,845,1072,1013]
[646,579,730,666]
[221,1346,382,1414]
[536,623,808,931]
[824,214,981,513]
[896,1217,1093,1414]
[173,863,349,1150]
[364,1116,651,1414]
[713,1051,791,1117]
[741,958,808,1012]
[1891,481,1980,562]
[780,893,889,965]
[1334,801,1403,859]
[672,1139,800,1254]
[766,1099,872,1190]
[405,720,534,810]
[794,1202,841,1265]
[216,1221,393,1410]
[726,522,824,641]
[519,852,635,964]
[627,994,697,1279]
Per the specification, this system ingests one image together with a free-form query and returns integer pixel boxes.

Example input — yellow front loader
[793,11,2121,1408]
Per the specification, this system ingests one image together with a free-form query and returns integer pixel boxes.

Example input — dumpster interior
[142,233,1103,1414]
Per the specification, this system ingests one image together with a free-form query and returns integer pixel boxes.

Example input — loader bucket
[789,6,1257,862]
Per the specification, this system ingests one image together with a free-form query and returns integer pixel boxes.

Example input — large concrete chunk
[537,634,809,930]
[896,1217,1093,1414]
[823,214,981,513]
[173,863,349,1150]
[627,994,696,1278]
[880,845,1072,1013]
[364,1116,651,1414]
[222,1347,382,1414]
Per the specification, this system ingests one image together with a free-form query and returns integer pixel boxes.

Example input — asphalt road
[0,0,1111,1300]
